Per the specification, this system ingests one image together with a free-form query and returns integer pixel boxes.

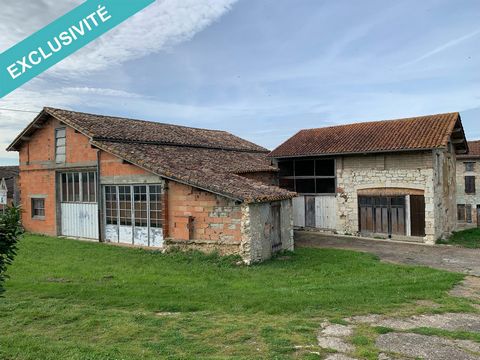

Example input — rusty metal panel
[61,203,99,240]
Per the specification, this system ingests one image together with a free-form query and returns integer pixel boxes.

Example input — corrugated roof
[269,112,468,158]
[7,108,294,203]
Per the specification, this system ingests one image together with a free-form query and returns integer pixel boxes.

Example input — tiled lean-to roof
[270,112,468,158]
[458,140,480,159]
[7,108,294,203]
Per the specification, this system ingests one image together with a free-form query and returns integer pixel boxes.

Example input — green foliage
[438,228,480,248]
[0,206,23,295]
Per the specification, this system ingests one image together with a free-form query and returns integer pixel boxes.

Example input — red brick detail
[99,151,150,176]
[167,182,242,243]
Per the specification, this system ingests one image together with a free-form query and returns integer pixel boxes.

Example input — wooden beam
[452,138,465,144]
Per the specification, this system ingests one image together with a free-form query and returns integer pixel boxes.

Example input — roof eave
[269,146,447,159]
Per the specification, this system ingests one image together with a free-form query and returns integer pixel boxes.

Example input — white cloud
[400,28,480,67]
[0,0,237,77]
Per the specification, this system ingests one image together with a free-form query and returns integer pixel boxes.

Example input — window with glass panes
[55,128,66,163]
[105,185,163,229]
[278,158,336,194]
[60,172,97,203]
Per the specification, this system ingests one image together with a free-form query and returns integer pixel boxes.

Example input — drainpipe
[97,149,104,242]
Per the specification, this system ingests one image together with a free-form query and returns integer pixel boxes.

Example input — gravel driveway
[295,231,480,276]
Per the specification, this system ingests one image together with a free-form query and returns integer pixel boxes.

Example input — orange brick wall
[18,116,99,235]
[99,151,150,176]
[18,170,57,235]
[167,182,242,243]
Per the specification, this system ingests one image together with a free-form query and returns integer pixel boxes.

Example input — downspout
[97,149,104,242]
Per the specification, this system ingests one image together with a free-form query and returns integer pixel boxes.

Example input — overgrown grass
[0,234,467,359]
[438,228,480,248]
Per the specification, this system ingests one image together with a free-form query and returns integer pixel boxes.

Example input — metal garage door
[60,172,99,240]
[104,185,163,247]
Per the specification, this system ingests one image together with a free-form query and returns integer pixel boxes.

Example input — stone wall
[336,149,456,244]
[455,157,480,228]
[240,199,294,264]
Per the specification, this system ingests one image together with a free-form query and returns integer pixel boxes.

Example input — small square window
[32,198,45,218]
[465,162,475,172]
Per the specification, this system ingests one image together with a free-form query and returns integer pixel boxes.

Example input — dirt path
[296,231,480,276]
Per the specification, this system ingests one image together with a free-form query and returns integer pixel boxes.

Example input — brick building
[7,108,295,263]
[456,140,480,228]
[270,113,468,244]
[0,166,19,210]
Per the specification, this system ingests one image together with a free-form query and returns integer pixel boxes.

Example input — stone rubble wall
[335,149,456,244]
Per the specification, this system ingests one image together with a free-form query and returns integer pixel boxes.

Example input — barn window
[457,204,466,222]
[465,176,476,194]
[55,128,66,164]
[465,162,475,172]
[61,172,97,203]
[105,186,118,225]
[32,198,45,218]
[278,158,336,194]
[466,204,473,223]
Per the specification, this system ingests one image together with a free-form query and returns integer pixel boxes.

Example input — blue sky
[1,0,480,165]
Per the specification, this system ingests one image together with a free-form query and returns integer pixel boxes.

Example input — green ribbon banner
[0,0,155,98]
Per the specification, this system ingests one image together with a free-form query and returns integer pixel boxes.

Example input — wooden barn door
[359,196,406,237]
[271,204,282,253]
[410,195,426,237]
[305,196,316,228]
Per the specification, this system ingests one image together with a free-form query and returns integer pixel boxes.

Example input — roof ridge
[94,137,269,153]
[298,112,459,133]
[44,107,231,134]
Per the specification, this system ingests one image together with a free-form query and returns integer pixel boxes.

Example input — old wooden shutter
[457,204,466,221]
[465,176,476,194]
[466,204,473,223]
[410,195,426,237]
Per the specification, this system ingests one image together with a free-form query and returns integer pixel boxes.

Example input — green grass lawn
[438,228,480,248]
[0,235,470,359]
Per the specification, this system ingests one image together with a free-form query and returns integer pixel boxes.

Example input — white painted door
[292,196,306,227]
[61,203,99,239]
[315,196,337,229]
[60,172,99,240]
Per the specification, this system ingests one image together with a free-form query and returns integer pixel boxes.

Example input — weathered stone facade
[240,199,294,264]
[335,146,457,244]
[455,157,480,228]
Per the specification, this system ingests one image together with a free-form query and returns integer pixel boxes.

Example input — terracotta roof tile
[269,112,467,158]
[458,140,480,159]
[93,141,293,203]
[7,108,294,203]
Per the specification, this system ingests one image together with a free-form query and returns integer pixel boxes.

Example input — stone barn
[7,107,295,263]
[270,113,468,244]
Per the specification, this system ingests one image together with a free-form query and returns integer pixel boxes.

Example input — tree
[0,206,23,295]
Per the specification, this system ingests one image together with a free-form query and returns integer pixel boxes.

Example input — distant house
[456,140,480,228]
[7,108,295,263]
[0,166,19,209]
[270,113,468,244]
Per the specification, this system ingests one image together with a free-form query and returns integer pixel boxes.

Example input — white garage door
[60,172,99,240]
